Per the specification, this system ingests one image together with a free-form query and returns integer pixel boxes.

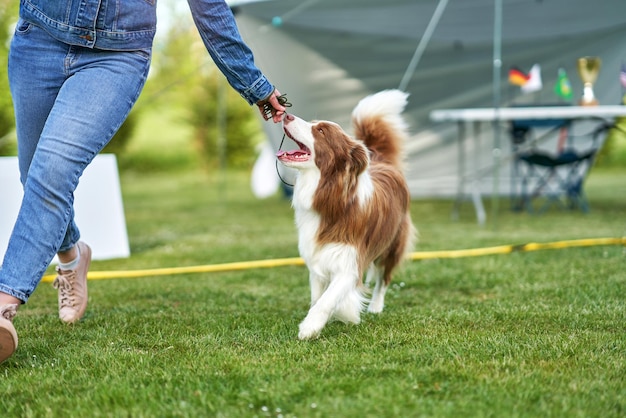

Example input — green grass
[1,168,625,418]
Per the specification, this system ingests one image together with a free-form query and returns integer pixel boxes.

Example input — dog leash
[266,94,295,188]
[275,132,295,187]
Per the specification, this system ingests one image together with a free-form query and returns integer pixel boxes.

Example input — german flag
[508,67,530,86]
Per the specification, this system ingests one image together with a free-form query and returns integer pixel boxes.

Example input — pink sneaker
[53,241,91,324]
[0,304,18,363]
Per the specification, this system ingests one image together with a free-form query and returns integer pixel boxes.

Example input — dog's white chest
[294,208,320,263]
[291,171,322,263]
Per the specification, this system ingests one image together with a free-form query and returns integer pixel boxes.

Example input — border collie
[277,89,417,340]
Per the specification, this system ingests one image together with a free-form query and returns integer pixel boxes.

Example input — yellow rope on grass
[40,237,626,283]
[408,237,626,260]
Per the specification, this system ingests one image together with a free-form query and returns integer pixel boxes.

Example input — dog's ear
[349,142,369,175]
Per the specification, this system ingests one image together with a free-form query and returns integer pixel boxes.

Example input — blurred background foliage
[0,1,264,172]
[0,0,17,156]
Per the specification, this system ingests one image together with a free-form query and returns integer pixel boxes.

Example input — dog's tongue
[276,150,306,158]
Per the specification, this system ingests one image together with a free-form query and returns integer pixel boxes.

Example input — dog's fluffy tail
[351,89,410,169]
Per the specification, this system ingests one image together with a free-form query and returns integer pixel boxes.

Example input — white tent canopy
[235,0,626,197]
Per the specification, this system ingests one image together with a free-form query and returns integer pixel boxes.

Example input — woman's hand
[257,89,288,123]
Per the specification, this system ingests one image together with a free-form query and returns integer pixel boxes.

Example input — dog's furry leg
[298,273,362,340]
[309,271,327,306]
[364,263,376,286]
[367,264,388,314]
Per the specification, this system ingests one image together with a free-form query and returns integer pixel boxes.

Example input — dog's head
[277,114,369,178]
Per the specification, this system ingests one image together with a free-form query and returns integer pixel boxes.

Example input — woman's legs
[0,21,151,305]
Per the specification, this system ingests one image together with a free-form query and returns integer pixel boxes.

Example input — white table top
[430,105,626,122]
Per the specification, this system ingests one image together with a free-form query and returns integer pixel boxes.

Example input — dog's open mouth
[276,129,311,162]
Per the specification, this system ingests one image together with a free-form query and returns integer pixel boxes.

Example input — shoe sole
[0,320,17,363]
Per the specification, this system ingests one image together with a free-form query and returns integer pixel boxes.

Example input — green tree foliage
[0,0,18,155]
[598,116,626,167]
[185,68,264,170]
[146,12,263,171]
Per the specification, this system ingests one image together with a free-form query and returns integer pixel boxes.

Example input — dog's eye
[317,128,324,135]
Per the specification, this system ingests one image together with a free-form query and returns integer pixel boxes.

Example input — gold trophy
[577,56,601,106]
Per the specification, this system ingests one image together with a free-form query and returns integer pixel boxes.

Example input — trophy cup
[577,56,601,106]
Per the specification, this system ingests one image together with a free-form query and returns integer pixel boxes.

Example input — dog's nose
[283,113,295,123]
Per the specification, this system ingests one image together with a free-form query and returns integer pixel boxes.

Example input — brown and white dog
[277,89,417,340]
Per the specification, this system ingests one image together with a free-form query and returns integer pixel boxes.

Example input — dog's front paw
[298,318,324,340]
[367,299,384,314]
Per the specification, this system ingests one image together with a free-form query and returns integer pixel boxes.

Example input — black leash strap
[275,133,294,187]
[265,94,295,187]
[260,93,292,120]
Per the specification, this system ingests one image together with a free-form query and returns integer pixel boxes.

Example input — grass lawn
[1,167,624,418]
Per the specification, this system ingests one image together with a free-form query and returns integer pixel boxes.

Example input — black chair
[510,117,607,214]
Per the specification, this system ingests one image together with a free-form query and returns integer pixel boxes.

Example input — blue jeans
[0,21,151,302]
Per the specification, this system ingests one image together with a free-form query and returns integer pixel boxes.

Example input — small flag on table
[521,64,542,93]
[509,67,529,86]
[554,68,573,101]
[509,65,542,93]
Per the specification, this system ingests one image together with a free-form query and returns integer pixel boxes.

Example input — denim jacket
[19,0,274,104]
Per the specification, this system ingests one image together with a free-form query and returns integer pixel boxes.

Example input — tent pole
[398,0,449,91]
[491,0,503,229]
